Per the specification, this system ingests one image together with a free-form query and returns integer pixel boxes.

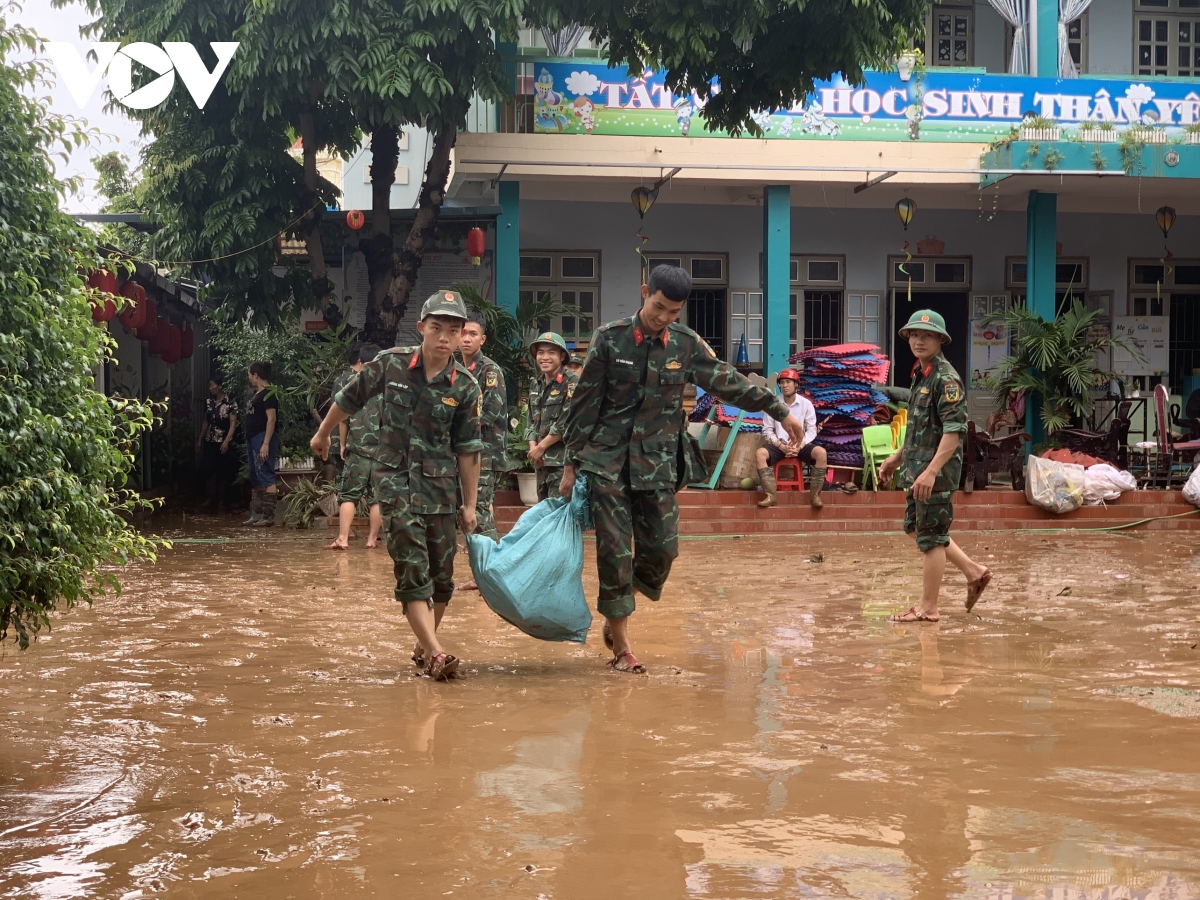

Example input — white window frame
[519,250,601,343]
[887,255,972,289]
[926,3,975,66]
[729,291,764,364]
[846,292,885,347]
[1135,0,1200,77]
[790,254,846,354]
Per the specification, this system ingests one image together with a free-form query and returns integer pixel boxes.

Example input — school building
[317,0,1200,433]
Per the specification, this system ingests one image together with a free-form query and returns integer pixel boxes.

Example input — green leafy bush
[0,17,160,648]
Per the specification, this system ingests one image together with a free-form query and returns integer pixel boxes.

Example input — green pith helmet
[529,331,569,359]
[899,309,951,343]
[419,290,469,321]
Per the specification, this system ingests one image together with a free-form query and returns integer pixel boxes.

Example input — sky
[15,0,146,213]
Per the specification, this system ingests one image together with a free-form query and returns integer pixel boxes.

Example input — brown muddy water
[2,520,1199,899]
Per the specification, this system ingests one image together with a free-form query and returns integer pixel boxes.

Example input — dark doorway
[688,288,726,361]
[1170,293,1200,388]
[892,291,970,385]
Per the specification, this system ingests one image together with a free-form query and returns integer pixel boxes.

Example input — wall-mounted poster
[969,320,1009,390]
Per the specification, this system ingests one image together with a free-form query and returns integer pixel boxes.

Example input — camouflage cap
[529,331,569,355]
[899,309,951,343]
[420,290,469,321]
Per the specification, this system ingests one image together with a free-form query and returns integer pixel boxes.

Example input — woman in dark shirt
[196,374,239,509]
[244,361,280,526]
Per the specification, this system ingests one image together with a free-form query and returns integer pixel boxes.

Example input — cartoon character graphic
[798,101,842,137]
[673,95,695,136]
[573,96,596,132]
[750,109,775,134]
[533,68,570,131]
[777,115,794,137]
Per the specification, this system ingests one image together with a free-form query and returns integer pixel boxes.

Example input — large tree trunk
[362,124,399,346]
[297,82,331,311]
[362,126,457,347]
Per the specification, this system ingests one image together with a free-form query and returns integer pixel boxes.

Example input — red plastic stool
[773,459,805,491]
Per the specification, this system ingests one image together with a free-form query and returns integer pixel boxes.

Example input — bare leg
[365,504,383,548]
[606,614,632,656]
[754,447,770,469]
[945,539,987,581]
[405,602,444,659]
[919,546,947,619]
[326,501,353,549]
[413,602,451,661]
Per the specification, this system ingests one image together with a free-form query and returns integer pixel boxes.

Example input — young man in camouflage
[560,265,806,673]
[878,310,993,623]
[458,312,508,542]
[326,342,384,550]
[525,331,578,501]
[310,291,483,680]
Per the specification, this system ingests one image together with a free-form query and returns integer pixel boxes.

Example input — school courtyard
[1,523,1198,899]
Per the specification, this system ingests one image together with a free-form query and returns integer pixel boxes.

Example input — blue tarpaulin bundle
[466,476,594,644]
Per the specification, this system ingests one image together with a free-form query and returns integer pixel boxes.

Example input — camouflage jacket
[463,353,508,471]
[525,368,578,468]
[564,316,791,490]
[334,347,484,515]
[333,368,383,460]
[899,353,968,492]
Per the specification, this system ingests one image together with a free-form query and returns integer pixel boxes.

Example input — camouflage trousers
[536,465,565,502]
[337,451,376,505]
[588,474,680,620]
[473,466,501,542]
[903,490,955,553]
[377,470,457,608]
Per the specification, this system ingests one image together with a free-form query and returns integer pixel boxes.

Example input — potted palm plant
[987,300,1143,435]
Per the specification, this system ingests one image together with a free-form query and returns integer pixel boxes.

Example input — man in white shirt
[755,368,827,509]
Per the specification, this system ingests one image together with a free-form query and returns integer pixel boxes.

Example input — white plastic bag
[1082,463,1139,506]
[1184,466,1200,508]
[1025,455,1086,514]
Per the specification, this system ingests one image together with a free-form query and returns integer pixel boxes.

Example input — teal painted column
[496,180,520,316]
[1035,0,1059,76]
[1025,189,1057,443]
[762,184,791,376]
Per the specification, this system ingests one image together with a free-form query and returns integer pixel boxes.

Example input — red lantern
[88,269,118,294]
[149,315,170,355]
[136,297,158,342]
[180,325,194,359]
[466,227,485,265]
[91,296,117,322]
[161,323,182,365]
[118,282,147,329]
[346,209,365,230]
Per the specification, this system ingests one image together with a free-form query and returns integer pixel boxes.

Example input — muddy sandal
[966,568,993,612]
[602,622,614,651]
[889,606,940,623]
[425,652,460,681]
[411,645,425,668]
[608,650,646,674]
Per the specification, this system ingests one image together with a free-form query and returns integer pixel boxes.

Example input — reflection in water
[1,524,1199,897]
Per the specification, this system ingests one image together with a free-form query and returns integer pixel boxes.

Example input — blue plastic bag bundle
[466,476,594,643]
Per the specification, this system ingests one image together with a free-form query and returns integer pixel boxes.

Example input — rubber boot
[254,490,278,526]
[243,490,263,525]
[809,466,827,509]
[757,467,777,508]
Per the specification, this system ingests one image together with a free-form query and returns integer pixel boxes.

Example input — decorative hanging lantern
[895,197,916,230]
[346,209,365,230]
[161,323,182,365]
[180,325,194,360]
[149,315,170,355]
[88,269,119,295]
[631,186,658,219]
[91,295,117,322]
[118,282,147,330]
[136,297,158,342]
[1156,205,1176,238]
[466,227,486,265]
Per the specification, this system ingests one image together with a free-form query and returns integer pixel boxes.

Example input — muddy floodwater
[2,522,1199,899]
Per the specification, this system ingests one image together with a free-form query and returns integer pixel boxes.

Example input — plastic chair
[773,459,804,491]
[862,424,896,491]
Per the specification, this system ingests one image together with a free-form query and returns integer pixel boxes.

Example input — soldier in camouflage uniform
[326,343,385,550]
[525,331,578,501]
[878,310,994,623]
[311,291,483,681]
[458,312,508,546]
[561,265,807,674]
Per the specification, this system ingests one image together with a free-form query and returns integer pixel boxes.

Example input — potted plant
[987,300,1143,435]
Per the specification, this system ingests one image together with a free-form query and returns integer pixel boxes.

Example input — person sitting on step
[756,368,827,509]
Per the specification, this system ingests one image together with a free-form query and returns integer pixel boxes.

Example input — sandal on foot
[411,645,426,668]
[602,622,614,651]
[889,606,940,623]
[608,650,646,674]
[966,568,993,612]
[324,539,349,550]
[425,652,460,681]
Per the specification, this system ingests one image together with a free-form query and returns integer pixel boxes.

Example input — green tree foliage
[539,0,928,135]
[0,12,159,648]
[988,301,1144,434]
[92,150,152,258]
